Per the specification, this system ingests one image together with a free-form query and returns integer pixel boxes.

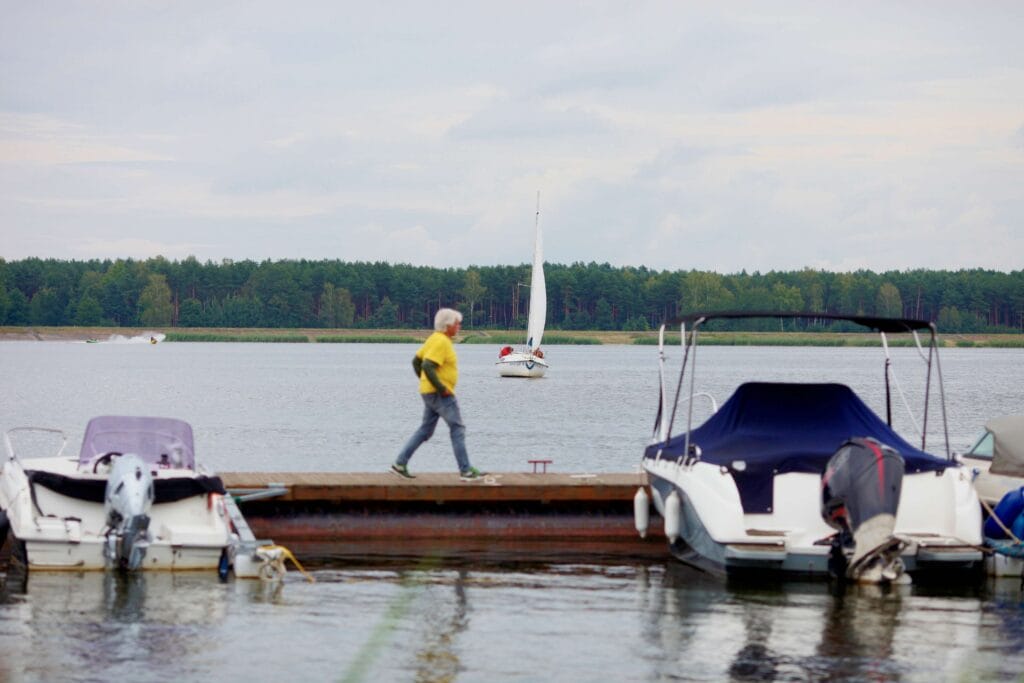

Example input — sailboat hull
[496,352,548,378]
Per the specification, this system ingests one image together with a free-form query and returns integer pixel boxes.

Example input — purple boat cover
[78,415,195,469]
[644,382,952,513]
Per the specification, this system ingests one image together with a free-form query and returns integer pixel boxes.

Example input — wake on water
[82,332,166,344]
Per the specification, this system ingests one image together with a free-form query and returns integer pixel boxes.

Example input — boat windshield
[966,430,995,460]
[78,416,196,469]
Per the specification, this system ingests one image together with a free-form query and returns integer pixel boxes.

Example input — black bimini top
[667,311,935,335]
[644,382,951,514]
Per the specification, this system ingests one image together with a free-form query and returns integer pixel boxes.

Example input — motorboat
[959,414,1024,507]
[636,312,983,583]
[957,415,1024,576]
[497,192,548,378]
[0,415,283,579]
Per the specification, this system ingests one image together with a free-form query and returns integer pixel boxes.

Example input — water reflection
[102,571,147,621]
[2,571,231,681]
[411,569,469,683]
[645,565,1012,681]
[0,560,1021,681]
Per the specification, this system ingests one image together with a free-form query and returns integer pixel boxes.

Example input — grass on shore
[633,334,920,347]
[462,333,601,345]
[316,335,422,343]
[164,332,309,343]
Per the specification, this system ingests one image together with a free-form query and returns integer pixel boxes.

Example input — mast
[526,191,546,352]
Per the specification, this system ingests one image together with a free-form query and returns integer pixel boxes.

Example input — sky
[1,1,1022,274]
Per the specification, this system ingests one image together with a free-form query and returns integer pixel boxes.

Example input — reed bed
[315,335,422,343]
[461,334,601,345]
[164,332,308,343]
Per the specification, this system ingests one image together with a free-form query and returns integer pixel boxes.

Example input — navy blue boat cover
[644,382,952,513]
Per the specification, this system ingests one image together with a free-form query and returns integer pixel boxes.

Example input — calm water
[2,340,1023,681]
[1,341,1022,472]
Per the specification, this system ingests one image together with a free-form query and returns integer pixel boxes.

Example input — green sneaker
[390,463,415,479]
[459,466,484,481]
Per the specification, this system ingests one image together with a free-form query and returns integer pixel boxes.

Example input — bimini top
[644,382,952,513]
[668,311,934,335]
[78,415,196,469]
[988,414,1024,477]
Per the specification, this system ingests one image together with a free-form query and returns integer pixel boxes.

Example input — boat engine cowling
[104,453,155,571]
[821,437,907,583]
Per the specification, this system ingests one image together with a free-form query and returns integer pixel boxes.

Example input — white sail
[496,193,549,378]
[526,197,545,352]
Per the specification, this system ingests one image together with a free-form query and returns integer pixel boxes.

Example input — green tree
[594,297,614,330]
[138,274,174,326]
[876,282,903,318]
[772,283,804,312]
[460,269,487,328]
[100,260,145,325]
[6,288,29,324]
[28,287,62,325]
[178,298,204,327]
[319,283,356,328]
[938,306,963,332]
[221,294,262,327]
[0,284,9,324]
[680,271,734,313]
[370,296,399,327]
[73,294,104,325]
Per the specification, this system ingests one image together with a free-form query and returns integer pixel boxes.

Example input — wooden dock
[220,471,667,562]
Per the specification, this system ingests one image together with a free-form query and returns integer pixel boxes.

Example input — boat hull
[644,457,983,578]
[497,352,548,378]
[0,455,232,572]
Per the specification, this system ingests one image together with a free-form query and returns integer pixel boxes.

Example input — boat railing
[3,426,68,461]
[677,392,719,416]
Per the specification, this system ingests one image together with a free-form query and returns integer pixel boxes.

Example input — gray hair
[434,308,463,331]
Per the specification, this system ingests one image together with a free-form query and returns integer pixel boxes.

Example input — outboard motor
[821,437,907,584]
[103,453,155,571]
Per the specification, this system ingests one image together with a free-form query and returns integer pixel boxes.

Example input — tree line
[0,256,1021,334]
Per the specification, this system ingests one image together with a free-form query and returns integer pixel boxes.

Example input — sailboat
[497,194,549,378]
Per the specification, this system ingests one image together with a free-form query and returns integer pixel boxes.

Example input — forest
[0,256,1021,334]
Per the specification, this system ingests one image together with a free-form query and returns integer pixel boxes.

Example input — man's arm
[412,355,423,378]
[420,359,450,395]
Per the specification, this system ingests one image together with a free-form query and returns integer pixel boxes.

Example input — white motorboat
[959,414,1024,576]
[0,415,282,578]
[497,193,548,378]
[636,312,983,583]
[959,414,1024,507]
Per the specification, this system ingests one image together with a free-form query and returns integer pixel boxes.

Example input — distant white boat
[497,194,549,378]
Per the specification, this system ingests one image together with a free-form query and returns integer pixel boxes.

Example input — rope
[980,496,1023,546]
[259,544,316,583]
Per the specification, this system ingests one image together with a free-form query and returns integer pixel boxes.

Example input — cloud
[448,97,611,140]
[2,2,1023,273]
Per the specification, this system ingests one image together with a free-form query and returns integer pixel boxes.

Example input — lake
[2,340,1022,473]
[1,340,1023,681]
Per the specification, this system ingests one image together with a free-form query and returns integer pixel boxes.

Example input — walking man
[392,308,483,480]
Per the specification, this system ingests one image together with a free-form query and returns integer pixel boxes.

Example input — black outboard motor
[821,437,908,583]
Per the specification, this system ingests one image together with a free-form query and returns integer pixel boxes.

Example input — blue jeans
[396,393,471,472]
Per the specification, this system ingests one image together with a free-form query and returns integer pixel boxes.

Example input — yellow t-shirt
[417,331,458,395]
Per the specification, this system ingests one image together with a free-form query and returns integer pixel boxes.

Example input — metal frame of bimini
[651,311,952,463]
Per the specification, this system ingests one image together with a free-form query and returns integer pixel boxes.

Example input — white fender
[633,487,650,538]
[664,489,681,543]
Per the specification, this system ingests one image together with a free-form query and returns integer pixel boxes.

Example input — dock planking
[219,471,648,503]
[219,472,666,560]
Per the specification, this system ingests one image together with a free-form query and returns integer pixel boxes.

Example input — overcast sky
[2,1,1022,273]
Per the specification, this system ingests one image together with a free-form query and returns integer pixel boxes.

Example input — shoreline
[1,325,1021,348]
